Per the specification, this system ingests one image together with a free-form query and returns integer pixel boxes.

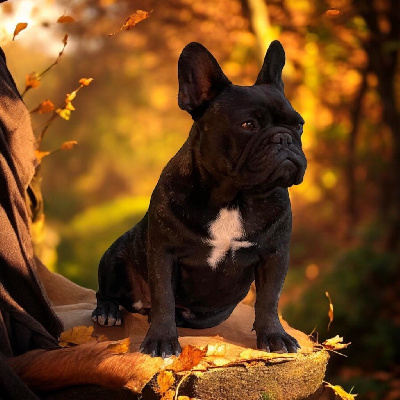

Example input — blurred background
[1,0,399,398]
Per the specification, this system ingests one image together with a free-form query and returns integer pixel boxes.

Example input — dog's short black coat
[92,40,307,358]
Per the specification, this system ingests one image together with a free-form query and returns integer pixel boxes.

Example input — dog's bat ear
[178,42,231,119]
[255,40,285,91]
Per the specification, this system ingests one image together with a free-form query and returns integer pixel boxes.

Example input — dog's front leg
[254,245,300,353]
[140,249,181,358]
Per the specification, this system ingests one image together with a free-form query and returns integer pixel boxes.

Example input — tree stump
[9,271,329,400]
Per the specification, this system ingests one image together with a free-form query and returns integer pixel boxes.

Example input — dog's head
[178,41,307,190]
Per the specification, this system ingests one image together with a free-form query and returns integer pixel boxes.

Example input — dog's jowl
[92,40,307,358]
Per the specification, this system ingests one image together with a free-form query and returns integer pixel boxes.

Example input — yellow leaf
[65,102,75,111]
[325,291,334,331]
[322,335,351,351]
[57,15,75,23]
[60,141,78,151]
[79,78,94,86]
[106,338,130,354]
[59,326,95,345]
[325,382,357,399]
[205,343,226,357]
[37,100,55,114]
[56,108,71,120]
[65,91,77,103]
[157,370,175,394]
[25,72,41,90]
[35,150,51,162]
[109,10,150,36]
[13,22,28,40]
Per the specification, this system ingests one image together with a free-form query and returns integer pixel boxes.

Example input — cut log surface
[9,272,329,400]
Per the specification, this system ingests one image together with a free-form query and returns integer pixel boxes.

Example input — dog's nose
[271,132,293,146]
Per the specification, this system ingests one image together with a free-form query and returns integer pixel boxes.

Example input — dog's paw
[140,332,181,358]
[92,300,122,326]
[256,330,300,353]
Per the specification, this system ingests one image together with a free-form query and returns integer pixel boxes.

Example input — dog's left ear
[178,42,231,119]
[255,40,285,91]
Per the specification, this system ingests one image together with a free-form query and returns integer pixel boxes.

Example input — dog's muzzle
[233,126,307,188]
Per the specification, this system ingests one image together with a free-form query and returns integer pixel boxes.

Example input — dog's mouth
[267,158,304,187]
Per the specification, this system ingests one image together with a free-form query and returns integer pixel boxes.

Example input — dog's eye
[240,121,255,131]
[295,123,304,134]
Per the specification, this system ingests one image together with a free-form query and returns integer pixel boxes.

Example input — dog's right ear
[178,43,231,119]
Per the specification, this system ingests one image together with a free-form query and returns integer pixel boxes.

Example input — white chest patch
[206,208,254,269]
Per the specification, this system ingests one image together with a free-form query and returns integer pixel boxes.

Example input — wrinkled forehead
[210,84,303,125]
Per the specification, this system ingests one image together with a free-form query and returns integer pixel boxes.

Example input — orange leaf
[25,72,41,90]
[62,33,69,46]
[59,326,95,346]
[326,9,340,16]
[13,22,28,40]
[35,150,51,162]
[37,100,55,114]
[169,345,206,372]
[157,370,175,394]
[79,78,94,86]
[106,338,130,354]
[161,391,176,400]
[325,291,334,331]
[109,10,150,36]
[57,15,75,23]
[60,141,78,151]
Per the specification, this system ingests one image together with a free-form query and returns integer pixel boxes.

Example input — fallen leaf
[57,15,75,23]
[37,100,55,114]
[25,72,41,90]
[106,338,130,354]
[60,141,78,151]
[205,343,226,357]
[56,108,71,120]
[169,345,206,372]
[109,10,150,36]
[161,391,176,400]
[79,78,94,86]
[35,150,51,162]
[239,348,296,361]
[13,22,28,40]
[95,334,109,342]
[157,370,175,394]
[325,291,334,331]
[322,335,351,351]
[324,382,357,399]
[59,326,95,346]
[210,358,230,367]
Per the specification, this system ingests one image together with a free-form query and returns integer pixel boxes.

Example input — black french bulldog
[92,40,307,358]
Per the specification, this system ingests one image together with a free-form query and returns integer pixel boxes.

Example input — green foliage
[56,196,149,289]
[285,224,400,371]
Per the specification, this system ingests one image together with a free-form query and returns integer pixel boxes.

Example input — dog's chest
[205,208,254,269]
